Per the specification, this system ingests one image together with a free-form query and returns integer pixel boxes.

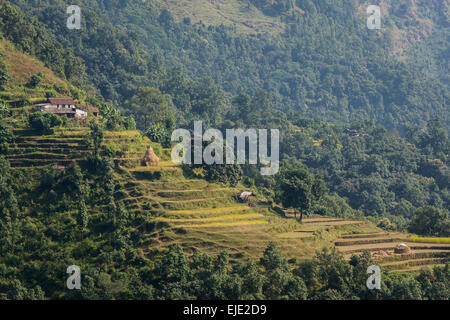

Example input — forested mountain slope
[0,1,449,300]
[0,0,447,235]
[9,0,449,131]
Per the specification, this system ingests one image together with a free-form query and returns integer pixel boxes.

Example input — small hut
[235,191,255,203]
[141,146,160,166]
[394,243,411,254]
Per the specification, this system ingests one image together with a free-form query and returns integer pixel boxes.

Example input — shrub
[0,122,12,154]
[105,145,117,158]
[409,206,450,237]
[145,123,169,146]
[28,112,62,134]
[26,72,44,88]
[377,217,396,231]
[0,101,9,119]
[123,116,136,130]
[0,52,10,90]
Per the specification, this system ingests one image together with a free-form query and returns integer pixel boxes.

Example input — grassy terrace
[6,128,155,168]
[159,0,286,35]
[335,232,450,272]
[5,103,448,270]
[112,154,383,262]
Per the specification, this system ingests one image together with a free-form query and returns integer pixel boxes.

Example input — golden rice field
[9,121,449,271]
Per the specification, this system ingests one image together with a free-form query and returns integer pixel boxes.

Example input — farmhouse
[235,191,254,203]
[34,98,92,118]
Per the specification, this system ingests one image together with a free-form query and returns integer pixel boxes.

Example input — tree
[154,244,193,299]
[202,162,243,187]
[88,121,104,157]
[125,87,175,132]
[409,206,449,237]
[190,77,225,127]
[260,242,307,299]
[26,72,44,88]
[6,279,45,300]
[0,101,9,119]
[0,52,10,90]
[77,199,88,240]
[391,279,423,300]
[276,164,324,221]
[28,112,62,134]
[0,122,13,155]
[377,217,397,231]
[145,123,169,146]
[0,157,21,253]
[418,118,449,158]
[123,116,136,130]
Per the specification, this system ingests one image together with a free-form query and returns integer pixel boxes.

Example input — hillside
[8,0,449,131]
[4,103,448,268]
[0,1,449,300]
[158,0,286,34]
[0,40,67,88]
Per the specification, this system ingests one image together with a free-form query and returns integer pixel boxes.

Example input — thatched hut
[394,243,411,254]
[141,146,160,166]
[235,191,255,203]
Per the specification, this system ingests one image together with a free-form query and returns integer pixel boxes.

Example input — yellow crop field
[178,219,268,228]
[409,235,450,243]
[157,212,264,223]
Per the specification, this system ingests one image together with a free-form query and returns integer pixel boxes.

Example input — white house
[35,98,88,118]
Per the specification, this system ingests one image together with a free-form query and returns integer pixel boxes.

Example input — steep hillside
[158,0,286,34]
[0,30,444,266]
[161,0,449,85]
[0,39,67,87]
[0,36,92,114]
[0,40,446,266]
[0,1,449,300]
[113,159,382,261]
[8,0,449,131]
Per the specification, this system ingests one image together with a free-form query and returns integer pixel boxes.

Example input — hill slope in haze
[0,1,449,300]
[8,0,449,131]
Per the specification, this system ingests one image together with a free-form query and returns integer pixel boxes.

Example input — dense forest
[8,0,449,131]
[0,0,448,300]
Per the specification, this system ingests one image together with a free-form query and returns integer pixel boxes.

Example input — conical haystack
[394,243,411,254]
[141,146,160,166]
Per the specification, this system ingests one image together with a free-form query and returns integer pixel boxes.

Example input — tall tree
[77,199,88,240]
[276,164,324,221]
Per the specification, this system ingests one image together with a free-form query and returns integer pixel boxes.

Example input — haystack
[141,146,160,166]
[373,250,389,259]
[394,243,411,254]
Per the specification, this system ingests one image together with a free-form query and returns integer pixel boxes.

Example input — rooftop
[48,98,75,105]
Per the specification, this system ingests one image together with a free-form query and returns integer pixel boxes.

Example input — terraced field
[8,123,448,270]
[111,155,382,262]
[335,232,450,271]
[7,128,157,168]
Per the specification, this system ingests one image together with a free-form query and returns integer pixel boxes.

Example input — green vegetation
[0,51,10,90]
[8,1,448,130]
[275,162,327,221]
[408,235,450,244]
[0,0,448,300]
[28,112,63,135]
[408,207,450,237]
